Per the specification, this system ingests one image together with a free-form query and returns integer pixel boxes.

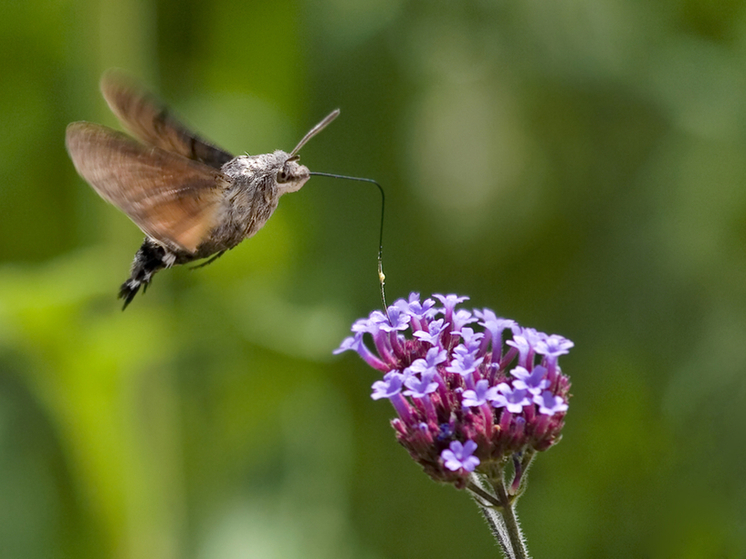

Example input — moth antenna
[310,172,389,314]
[290,109,340,158]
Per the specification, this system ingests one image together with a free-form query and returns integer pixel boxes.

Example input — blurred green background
[1,0,745,557]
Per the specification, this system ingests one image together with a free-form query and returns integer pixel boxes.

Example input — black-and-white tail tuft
[118,239,169,309]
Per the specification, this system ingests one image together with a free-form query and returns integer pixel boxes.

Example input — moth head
[274,109,340,195]
[275,152,310,194]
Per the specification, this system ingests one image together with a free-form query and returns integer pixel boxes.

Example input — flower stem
[468,475,513,558]
[474,499,513,558]
[493,474,530,559]
[467,472,531,559]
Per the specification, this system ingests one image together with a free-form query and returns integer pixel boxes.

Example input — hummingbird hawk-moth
[66,71,339,309]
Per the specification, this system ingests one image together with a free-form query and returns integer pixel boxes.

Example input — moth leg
[118,238,173,310]
[189,250,226,270]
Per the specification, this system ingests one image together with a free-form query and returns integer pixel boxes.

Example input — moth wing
[66,122,229,253]
[100,70,234,169]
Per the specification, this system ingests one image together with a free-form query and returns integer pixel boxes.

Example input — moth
[66,71,338,308]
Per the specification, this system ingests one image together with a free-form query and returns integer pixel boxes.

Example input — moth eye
[277,169,290,183]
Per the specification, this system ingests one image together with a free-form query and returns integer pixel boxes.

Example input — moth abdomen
[119,239,173,309]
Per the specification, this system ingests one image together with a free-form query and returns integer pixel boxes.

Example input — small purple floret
[446,349,484,378]
[511,365,549,395]
[334,332,388,371]
[351,317,380,336]
[452,309,478,331]
[403,371,440,398]
[454,327,483,351]
[506,333,531,367]
[433,293,469,309]
[535,334,574,357]
[434,293,469,325]
[491,383,532,413]
[333,335,358,355]
[376,306,411,333]
[462,379,493,407]
[396,292,436,320]
[413,318,447,346]
[371,372,404,400]
[441,440,480,473]
[534,390,569,415]
[409,347,448,375]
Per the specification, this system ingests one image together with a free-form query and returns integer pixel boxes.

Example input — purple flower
[506,332,532,368]
[334,332,389,371]
[454,327,483,351]
[375,306,411,333]
[452,309,478,331]
[333,335,358,355]
[403,371,440,398]
[534,391,569,415]
[535,334,574,379]
[523,328,545,345]
[535,334,574,357]
[413,318,447,346]
[434,294,469,324]
[367,310,388,326]
[462,379,494,407]
[441,440,480,473]
[351,317,380,335]
[475,309,517,335]
[371,372,412,422]
[434,293,469,308]
[475,309,517,361]
[409,347,448,375]
[396,292,436,320]
[491,384,532,413]
[510,365,549,395]
[371,372,404,400]
[446,348,484,378]
[335,292,572,487]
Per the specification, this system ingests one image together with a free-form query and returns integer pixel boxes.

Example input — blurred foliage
[1,0,746,558]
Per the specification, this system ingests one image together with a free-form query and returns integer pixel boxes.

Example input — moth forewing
[65,121,227,253]
[100,70,233,169]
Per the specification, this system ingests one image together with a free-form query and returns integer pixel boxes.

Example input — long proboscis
[310,171,388,312]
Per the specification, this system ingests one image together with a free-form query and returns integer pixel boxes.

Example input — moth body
[185,151,309,258]
[66,71,336,308]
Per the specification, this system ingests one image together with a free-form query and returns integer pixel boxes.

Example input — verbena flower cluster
[335,293,572,487]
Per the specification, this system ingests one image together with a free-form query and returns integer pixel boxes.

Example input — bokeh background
[2,1,746,558]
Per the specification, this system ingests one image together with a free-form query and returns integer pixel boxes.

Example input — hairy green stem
[493,474,530,559]
[467,472,531,559]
